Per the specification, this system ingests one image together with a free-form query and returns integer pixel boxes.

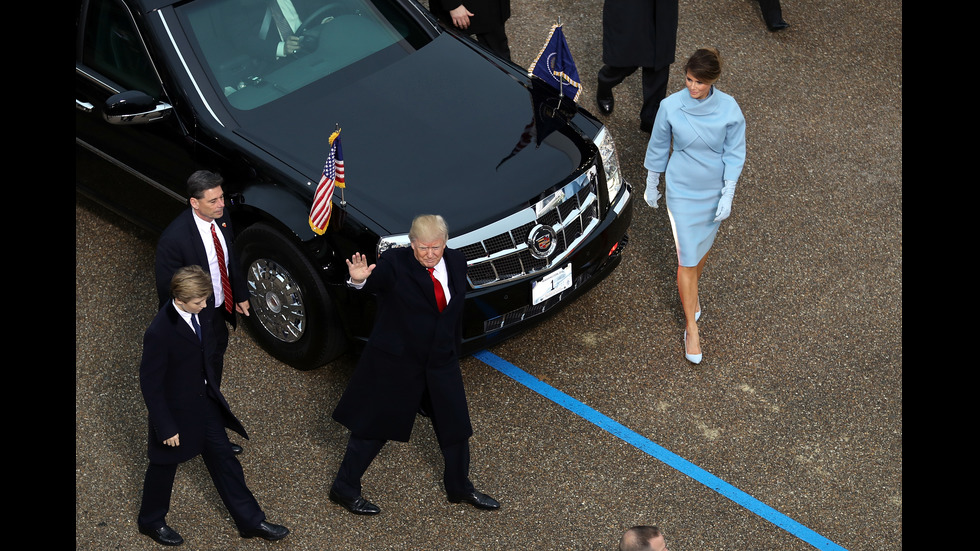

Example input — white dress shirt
[261,0,303,58]
[191,215,229,308]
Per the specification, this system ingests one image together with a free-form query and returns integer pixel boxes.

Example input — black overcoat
[332,247,473,443]
[139,302,248,464]
[601,0,678,70]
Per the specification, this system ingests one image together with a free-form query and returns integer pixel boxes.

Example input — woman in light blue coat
[643,48,746,364]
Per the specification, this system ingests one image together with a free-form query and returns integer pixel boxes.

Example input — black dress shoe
[239,520,289,541]
[230,442,243,454]
[329,488,381,515]
[766,17,790,31]
[139,524,184,546]
[596,95,614,115]
[448,490,500,510]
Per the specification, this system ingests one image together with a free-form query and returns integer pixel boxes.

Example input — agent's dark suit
[155,209,248,388]
[331,246,475,498]
[136,301,265,532]
[429,0,511,60]
[598,0,679,128]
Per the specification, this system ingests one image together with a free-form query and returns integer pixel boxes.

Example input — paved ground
[76,0,902,549]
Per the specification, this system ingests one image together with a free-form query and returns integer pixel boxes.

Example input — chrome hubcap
[246,258,306,343]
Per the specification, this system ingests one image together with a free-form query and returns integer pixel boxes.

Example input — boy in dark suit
[137,266,288,546]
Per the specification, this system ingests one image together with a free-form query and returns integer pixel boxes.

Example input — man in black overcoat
[136,266,288,546]
[328,215,499,515]
[595,0,678,133]
[429,0,511,61]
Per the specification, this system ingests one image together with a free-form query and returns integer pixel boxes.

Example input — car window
[80,0,162,98]
[178,0,432,110]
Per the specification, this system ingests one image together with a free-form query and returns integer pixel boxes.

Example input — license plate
[531,264,572,305]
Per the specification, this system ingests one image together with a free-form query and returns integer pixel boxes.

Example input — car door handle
[76,99,94,112]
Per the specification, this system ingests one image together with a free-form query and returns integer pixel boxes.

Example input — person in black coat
[328,215,499,515]
[136,266,288,546]
[429,0,511,61]
[595,0,678,133]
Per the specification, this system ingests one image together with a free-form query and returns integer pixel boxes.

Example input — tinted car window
[177,0,432,110]
[81,0,161,97]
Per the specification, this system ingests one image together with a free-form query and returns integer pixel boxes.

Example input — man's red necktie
[211,223,234,314]
[427,267,446,312]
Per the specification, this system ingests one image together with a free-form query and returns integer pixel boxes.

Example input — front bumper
[459,181,634,353]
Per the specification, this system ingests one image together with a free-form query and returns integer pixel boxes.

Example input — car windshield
[177,0,432,110]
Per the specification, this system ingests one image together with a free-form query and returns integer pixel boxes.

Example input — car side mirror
[103,90,173,125]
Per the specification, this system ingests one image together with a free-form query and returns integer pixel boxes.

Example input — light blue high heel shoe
[684,330,702,364]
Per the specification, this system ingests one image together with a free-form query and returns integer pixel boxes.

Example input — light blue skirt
[666,183,722,267]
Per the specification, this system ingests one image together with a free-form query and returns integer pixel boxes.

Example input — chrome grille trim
[447,165,600,289]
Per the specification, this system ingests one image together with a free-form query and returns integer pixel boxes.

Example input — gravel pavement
[76,0,902,549]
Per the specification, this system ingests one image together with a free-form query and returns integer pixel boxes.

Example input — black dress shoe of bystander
[329,488,381,515]
[139,524,184,546]
[448,490,500,510]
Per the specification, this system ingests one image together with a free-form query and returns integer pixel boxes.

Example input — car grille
[452,165,601,289]
[481,268,593,333]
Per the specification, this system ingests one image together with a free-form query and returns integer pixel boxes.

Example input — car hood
[233,34,594,238]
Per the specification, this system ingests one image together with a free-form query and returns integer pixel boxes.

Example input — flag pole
[335,122,346,206]
[555,17,565,110]
[556,17,563,101]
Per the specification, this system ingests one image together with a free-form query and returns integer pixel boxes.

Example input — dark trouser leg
[138,462,178,529]
[208,306,241,451]
[475,26,511,61]
[200,399,264,530]
[439,439,475,496]
[640,65,670,129]
[758,0,788,28]
[758,0,784,18]
[597,65,639,98]
[208,304,230,388]
[427,403,474,496]
[332,435,386,498]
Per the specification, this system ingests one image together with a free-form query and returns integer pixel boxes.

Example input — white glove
[714,180,737,222]
[644,171,662,208]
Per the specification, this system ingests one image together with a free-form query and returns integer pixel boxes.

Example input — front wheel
[235,223,346,370]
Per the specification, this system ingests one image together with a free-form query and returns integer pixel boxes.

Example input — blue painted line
[474,350,847,551]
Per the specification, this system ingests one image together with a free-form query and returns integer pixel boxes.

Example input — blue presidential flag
[528,24,582,102]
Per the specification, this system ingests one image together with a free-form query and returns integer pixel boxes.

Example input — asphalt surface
[76,0,902,549]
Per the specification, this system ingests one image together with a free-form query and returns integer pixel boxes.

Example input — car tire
[235,223,346,370]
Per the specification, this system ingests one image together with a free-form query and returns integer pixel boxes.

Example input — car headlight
[594,126,623,200]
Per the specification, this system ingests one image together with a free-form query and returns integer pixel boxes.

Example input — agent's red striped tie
[211,223,233,313]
